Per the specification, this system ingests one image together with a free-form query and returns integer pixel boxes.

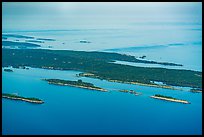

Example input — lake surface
[2,2,202,135]
[2,67,202,135]
[2,22,202,135]
[3,22,202,72]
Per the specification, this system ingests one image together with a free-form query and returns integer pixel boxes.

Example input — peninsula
[150,94,190,104]
[2,93,44,104]
[79,73,183,91]
[2,48,202,90]
[43,79,107,92]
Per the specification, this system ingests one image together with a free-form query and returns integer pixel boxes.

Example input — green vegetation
[139,55,146,59]
[154,94,177,100]
[152,94,190,104]
[2,48,202,89]
[80,40,91,43]
[36,38,55,41]
[43,79,107,91]
[4,68,13,72]
[2,93,44,103]
[190,88,202,93]
[119,89,142,95]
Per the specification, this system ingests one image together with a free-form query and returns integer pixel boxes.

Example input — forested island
[2,48,202,90]
[190,88,202,93]
[43,79,107,92]
[150,94,190,104]
[36,38,55,41]
[119,89,142,95]
[80,40,91,43]
[4,68,13,72]
[2,93,44,104]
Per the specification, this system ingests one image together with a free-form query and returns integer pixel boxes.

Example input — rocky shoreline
[46,81,108,92]
[150,95,190,104]
[78,73,183,91]
[2,95,44,104]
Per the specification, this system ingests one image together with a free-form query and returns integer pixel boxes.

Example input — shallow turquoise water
[2,67,202,135]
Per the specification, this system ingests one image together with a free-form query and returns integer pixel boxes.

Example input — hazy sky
[2,2,202,31]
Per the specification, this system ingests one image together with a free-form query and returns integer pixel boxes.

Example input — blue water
[2,3,202,135]
[106,43,202,72]
[2,22,202,135]
[2,67,202,135]
[3,22,202,72]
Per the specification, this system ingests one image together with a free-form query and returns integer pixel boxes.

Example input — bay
[2,67,202,135]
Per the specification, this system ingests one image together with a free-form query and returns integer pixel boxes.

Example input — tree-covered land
[152,94,189,104]
[79,40,91,43]
[153,94,189,102]
[119,89,142,95]
[36,38,55,41]
[2,93,43,103]
[4,68,13,72]
[190,88,202,93]
[43,79,107,91]
[154,94,177,100]
[2,48,202,89]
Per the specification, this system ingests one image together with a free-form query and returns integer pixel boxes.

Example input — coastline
[150,96,190,104]
[47,81,108,92]
[78,73,184,91]
[2,96,44,104]
[108,79,182,91]
[3,48,202,90]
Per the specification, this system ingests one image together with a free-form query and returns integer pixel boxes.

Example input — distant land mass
[25,40,45,43]
[2,34,35,39]
[104,45,166,51]
[2,34,55,42]
[2,48,202,89]
[2,41,41,48]
[36,38,55,41]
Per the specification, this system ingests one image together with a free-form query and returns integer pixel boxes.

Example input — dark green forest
[2,48,202,88]
[44,79,102,89]
[2,93,42,101]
